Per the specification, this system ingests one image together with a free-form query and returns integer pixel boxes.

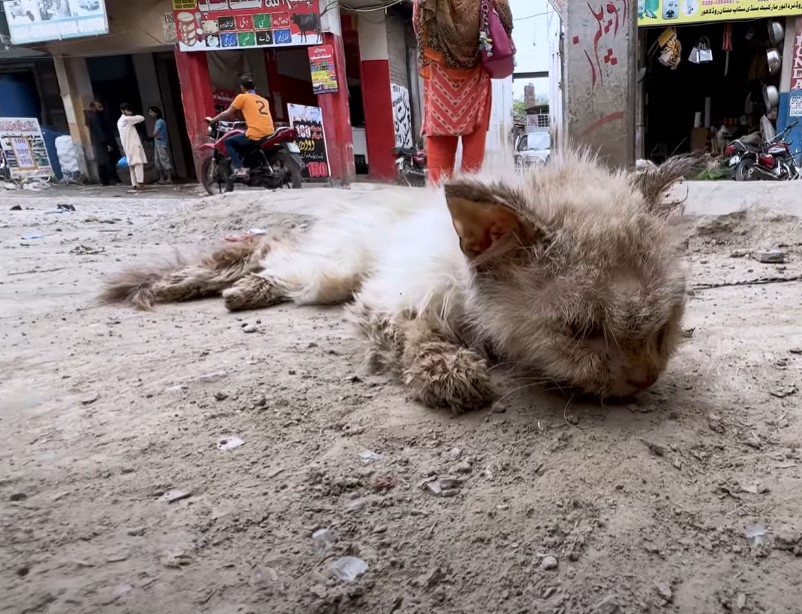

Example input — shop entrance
[642,19,781,162]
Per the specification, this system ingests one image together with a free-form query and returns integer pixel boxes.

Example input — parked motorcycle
[733,121,801,181]
[200,120,304,196]
[394,145,427,186]
[722,132,761,176]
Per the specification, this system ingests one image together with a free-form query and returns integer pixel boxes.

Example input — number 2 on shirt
[256,100,269,116]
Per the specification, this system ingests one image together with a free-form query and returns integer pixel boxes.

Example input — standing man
[87,100,121,186]
[205,77,274,178]
[117,103,147,194]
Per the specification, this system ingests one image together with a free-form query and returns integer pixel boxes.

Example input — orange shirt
[231,92,274,140]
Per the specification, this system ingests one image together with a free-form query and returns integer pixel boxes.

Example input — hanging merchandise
[658,27,682,70]
[689,36,713,64]
[766,48,781,76]
[722,24,732,76]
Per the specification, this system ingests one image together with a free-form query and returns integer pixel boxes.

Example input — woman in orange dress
[413,0,513,183]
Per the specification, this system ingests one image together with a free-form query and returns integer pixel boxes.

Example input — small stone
[448,447,462,461]
[543,587,557,599]
[309,585,327,599]
[450,461,471,474]
[9,492,27,502]
[126,527,146,537]
[438,475,459,489]
[654,581,673,603]
[106,554,129,563]
[424,480,442,496]
[735,593,747,610]
[773,527,802,551]
[160,489,192,503]
[440,488,460,498]
[754,249,785,264]
[213,391,228,401]
[243,325,257,334]
[592,594,621,614]
[643,440,666,457]
[81,394,100,406]
[540,555,559,571]
[672,458,682,470]
[160,550,192,568]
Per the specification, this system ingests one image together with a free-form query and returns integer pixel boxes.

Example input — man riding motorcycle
[205,77,274,178]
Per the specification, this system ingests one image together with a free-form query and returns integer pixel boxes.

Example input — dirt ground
[2,182,801,614]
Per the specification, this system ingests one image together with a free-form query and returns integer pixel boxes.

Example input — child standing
[148,106,173,184]
[117,103,147,193]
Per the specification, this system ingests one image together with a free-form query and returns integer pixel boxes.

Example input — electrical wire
[514,10,551,21]
[338,0,406,12]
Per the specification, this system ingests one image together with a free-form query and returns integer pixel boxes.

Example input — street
[2,181,801,614]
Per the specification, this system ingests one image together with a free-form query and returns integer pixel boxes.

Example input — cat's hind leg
[223,242,366,312]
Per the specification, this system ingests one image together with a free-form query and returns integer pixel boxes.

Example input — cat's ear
[444,180,526,260]
[632,155,699,218]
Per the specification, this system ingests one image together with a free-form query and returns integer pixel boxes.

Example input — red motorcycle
[200,120,304,195]
[394,144,427,186]
[734,120,801,181]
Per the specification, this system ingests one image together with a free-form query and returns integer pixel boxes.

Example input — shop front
[636,1,802,163]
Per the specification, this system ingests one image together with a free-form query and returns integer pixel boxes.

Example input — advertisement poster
[638,0,802,26]
[287,103,330,179]
[3,0,107,44]
[0,117,53,180]
[173,0,321,52]
[391,83,413,149]
[308,44,338,94]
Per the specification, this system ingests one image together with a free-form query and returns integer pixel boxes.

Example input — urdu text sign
[638,0,802,26]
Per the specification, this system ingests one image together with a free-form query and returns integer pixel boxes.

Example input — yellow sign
[638,0,802,26]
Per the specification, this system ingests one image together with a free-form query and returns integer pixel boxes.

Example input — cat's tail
[99,237,272,310]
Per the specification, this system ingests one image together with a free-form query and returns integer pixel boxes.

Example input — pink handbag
[480,0,514,79]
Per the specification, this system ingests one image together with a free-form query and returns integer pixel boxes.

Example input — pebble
[754,249,785,264]
[213,391,228,401]
[127,527,147,537]
[654,581,673,603]
[448,447,462,461]
[735,593,747,610]
[592,594,621,613]
[540,555,559,570]
[450,461,472,474]
[9,492,27,502]
[243,325,257,334]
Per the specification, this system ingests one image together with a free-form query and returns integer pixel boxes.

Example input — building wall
[386,15,409,90]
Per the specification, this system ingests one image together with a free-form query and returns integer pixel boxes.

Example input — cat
[101,150,693,413]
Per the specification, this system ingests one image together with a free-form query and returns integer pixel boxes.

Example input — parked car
[514,131,550,169]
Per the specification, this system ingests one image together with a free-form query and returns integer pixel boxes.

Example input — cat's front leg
[401,321,494,414]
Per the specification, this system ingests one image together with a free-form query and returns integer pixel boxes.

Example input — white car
[514,132,550,169]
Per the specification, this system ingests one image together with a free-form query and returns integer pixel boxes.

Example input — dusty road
[1,182,801,614]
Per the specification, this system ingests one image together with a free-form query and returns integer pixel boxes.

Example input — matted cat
[101,150,693,413]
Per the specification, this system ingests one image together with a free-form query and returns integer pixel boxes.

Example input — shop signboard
[638,0,802,26]
[0,117,53,180]
[287,103,330,179]
[173,0,321,52]
[308,44,338,94]
[2,0,108,44]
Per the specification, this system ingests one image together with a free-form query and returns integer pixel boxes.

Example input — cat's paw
[403,342,494,414]
[223,274,287,312]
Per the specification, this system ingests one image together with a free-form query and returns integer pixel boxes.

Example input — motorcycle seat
[255,126,297,149]
[395,147,418,156]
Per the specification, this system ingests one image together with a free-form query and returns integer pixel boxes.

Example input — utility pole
[562,0,636,168]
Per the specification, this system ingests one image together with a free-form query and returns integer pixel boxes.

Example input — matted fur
[100,149,694,412]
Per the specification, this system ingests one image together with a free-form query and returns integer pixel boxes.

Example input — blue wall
[777,92,802,162]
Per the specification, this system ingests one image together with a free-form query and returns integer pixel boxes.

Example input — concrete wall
[45,0,173,56]
[386,15,409,89]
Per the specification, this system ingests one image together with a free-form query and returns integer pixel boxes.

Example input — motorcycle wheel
[272,150,303,189]
[201,156,233,196]
[735,158,758,182]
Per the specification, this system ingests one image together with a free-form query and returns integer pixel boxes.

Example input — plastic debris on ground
[329,556,368,582]
[216,437,244,451]
[359,450,382,464]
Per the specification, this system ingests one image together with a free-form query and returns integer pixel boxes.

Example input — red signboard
[172,0,321,52]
